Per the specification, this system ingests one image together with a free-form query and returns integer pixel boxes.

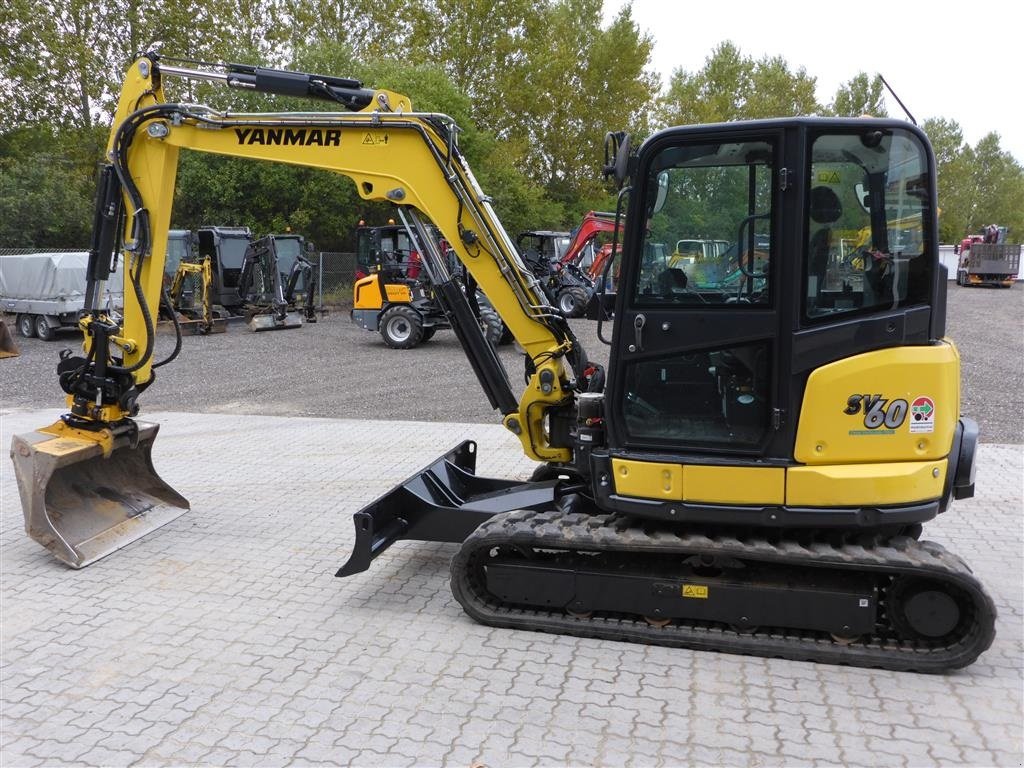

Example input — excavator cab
[196,226,253,315]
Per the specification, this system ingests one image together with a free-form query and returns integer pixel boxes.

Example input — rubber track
[450,509,997,672]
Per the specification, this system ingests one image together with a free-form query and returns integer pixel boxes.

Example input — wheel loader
[9,54,995,672]
[351,220,504,349]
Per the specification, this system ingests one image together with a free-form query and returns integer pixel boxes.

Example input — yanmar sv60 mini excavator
[10,54,994,672]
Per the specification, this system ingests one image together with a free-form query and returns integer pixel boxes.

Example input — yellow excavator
[9,54,995,671]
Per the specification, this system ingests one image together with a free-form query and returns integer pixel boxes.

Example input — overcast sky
[602,0,1023,163]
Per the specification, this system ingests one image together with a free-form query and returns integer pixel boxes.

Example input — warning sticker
[817,170,841,184]
[682,584,708,599]
[909,396,935,433]
[362,132,390,146]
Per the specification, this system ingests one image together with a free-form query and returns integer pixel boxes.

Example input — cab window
[804,130,933,319]
[635,139,774,307]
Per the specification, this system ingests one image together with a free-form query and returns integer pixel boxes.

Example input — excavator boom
[10,54,585,568]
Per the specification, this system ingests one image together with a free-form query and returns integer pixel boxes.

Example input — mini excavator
[9,54,995,671]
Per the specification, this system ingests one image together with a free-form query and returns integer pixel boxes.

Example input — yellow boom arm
[96,55,584,462]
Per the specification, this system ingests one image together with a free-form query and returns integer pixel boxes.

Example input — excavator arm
[92,55,585,455]
[12,54,589,568]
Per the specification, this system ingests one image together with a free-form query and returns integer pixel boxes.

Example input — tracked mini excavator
[236,234,318,331]
[10,54,995,672]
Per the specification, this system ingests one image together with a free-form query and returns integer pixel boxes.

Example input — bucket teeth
[10,421,189,568]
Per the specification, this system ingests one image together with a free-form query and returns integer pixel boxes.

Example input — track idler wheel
[889,576,964,640]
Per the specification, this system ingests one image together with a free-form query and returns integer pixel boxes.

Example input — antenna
[878,74,917,126]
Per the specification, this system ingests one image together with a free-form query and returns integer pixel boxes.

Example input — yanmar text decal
[234,128,340,146]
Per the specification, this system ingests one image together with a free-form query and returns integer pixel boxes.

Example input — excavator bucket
[247,310,303,332]
[10,421,189,569]
[0,321,19,358]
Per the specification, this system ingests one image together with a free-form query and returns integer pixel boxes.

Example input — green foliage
[0,2,1019,250]
[828,74,888,117]
[490,0,657,208]
[923,118,1024,242]
[0,155,95,248]
[658,42,820,126]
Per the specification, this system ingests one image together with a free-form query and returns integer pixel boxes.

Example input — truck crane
[9,54,995,671]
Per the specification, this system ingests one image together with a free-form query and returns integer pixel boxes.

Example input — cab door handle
[629,313,646,352]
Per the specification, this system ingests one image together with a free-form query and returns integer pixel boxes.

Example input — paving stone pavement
[1,409,1021,768]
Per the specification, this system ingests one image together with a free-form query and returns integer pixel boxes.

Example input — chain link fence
[0,247,89,256]
[310,251,357,309]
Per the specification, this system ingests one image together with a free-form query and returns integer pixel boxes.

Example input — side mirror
[603,131,632,186]
[651,172,669,215]
[854,182,871,213]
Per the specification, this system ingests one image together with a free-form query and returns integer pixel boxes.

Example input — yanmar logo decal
[234,128,340,146]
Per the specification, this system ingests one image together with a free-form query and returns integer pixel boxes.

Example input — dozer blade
[336,440,558,577]
[175,314,228,335]
[248,311,303,332]
[0,321,19,358]
[10,421,189,569]
[203,316,229,334]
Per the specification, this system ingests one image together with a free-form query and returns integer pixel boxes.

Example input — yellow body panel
[611,456,945,508]
[611,459,682,500]
[352,276,413,310]
[795,343,960,465]
[683,465,785,505]
[353,276,384,310]
[385,285,413,303]
[786,460,947,506]
[611,460,785,505]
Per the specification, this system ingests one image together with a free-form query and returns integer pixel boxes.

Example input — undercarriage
[338,442,996,673]
[451,509,996,672]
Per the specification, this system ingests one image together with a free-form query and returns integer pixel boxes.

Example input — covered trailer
[0,252,123,340]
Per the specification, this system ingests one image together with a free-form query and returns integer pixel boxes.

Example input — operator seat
[808,185,843,295]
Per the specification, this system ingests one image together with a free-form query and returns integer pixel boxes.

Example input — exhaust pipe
[10,421,188,568]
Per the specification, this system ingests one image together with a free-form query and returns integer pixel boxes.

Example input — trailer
[0,251,123,340]
[955,226,1020,288]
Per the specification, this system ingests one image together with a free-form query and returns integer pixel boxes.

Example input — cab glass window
[635,139,774,307]
[804,130,933,319]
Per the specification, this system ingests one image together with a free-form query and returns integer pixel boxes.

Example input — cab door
[606,127,791,464]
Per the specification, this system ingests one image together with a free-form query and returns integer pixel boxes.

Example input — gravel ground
[1,283,1021,442]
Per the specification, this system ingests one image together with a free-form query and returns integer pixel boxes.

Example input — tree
[493,0,657,213]
[0,0,274,130]
[284,0,415,65]
[960,134,1024,238]
[0,155,95,247]
[829,74,888,118]
[405,0,537,112]
[0,0,113,128]
[658,41,820,127]
[922,118,1024,242]
[924,117,971,242]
